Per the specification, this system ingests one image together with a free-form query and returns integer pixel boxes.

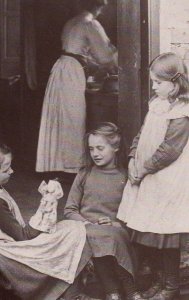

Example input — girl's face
[0,152,13,185]
[150,71,175,100]
[88,134,117,169]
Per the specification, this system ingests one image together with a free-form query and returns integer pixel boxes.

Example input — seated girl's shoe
[75,294,102,300]
[149,289,179,300]
[141,281,162,299]
[127,292,146,300]
[105,293,122,300]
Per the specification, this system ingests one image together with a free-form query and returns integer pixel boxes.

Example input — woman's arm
[141,117,189,176]
[0,199,39,241]
[86,20,117,66]
[64,170,88,222]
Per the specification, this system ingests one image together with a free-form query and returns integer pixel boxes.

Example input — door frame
[118,0,160,144]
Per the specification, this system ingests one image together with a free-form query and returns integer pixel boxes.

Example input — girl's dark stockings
[93,256,137,298]
[116,264,137,298]
[162,248,180,291]
[93,256,120,295]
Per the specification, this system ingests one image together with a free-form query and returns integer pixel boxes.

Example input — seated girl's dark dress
[64,166,137,277]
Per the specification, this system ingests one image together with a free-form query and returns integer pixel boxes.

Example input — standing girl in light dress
[64,122,140,300]
[36,0,117,175]
[117,52,189,300]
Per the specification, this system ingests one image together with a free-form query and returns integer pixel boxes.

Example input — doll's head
[0,144,13,186]
[84,122,127,171]
[150,52,189,102]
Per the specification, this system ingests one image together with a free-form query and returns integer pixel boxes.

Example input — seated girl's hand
[98,216,112,225]
[111,221,122,228]
[83,220,92,225]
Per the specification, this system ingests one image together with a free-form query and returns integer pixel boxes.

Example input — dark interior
[0,0,117,170]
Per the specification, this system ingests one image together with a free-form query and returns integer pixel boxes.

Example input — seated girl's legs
[93,256,143,300]
[93,256,121,297]
[61,276,82,300]
[116,263,138,299]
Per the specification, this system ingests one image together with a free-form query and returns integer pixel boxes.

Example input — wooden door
[118,0,156,144]
[0,0,21,79]
[118,0,142,145]
[0,0,21,154]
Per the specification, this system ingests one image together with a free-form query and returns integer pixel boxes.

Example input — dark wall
[98,0,117,47]
[34,0,75,88]
[0,79,21,155]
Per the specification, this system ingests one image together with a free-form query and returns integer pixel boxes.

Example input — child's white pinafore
[117,97,189,234]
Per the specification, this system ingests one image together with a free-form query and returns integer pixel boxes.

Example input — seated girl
[0,144,61,241]
[64,122,138,300]
[0,144,90,300]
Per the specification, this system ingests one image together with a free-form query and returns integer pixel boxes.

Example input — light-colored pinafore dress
[118,97,189,234]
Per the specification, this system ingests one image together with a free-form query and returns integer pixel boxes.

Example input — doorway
[20,0,117,168]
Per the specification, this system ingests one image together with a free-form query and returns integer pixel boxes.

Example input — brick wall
[160,0,189,69]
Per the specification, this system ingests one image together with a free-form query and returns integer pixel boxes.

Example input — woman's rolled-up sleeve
[86,20,117,65]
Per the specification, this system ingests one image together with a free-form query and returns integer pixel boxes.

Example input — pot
[102,75,118,93]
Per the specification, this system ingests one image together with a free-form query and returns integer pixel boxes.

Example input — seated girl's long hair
[84,122,128,173]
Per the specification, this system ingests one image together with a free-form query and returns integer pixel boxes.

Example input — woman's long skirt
[36,55,86,173]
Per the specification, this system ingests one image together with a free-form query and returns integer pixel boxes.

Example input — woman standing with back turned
[36,0,117,175]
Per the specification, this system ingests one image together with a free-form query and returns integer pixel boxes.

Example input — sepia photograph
[0,0,189,299]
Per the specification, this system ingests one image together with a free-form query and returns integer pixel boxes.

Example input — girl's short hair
[78,0,107,12]
[84,122,128,171]
[150,52,189,102]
